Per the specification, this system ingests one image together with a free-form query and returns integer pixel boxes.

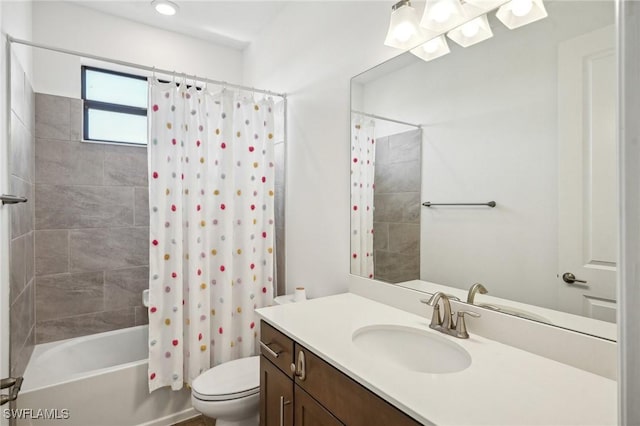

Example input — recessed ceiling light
[152,0,179,16]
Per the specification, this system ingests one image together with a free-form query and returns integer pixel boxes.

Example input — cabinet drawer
[260,321,294,378]
[294,345,421,426]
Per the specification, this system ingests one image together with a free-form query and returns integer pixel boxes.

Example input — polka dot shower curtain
[350,115,376,279]
[147,80,275,392]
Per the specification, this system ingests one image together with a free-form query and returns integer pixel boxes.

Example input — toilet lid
[192,356,260,402]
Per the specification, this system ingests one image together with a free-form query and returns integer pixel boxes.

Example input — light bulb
[511,0,533,17]
[423,38,441,53]
[431,1,453,23]
[393,22,415,42]
[460,19,480,37]
[152,0,178,16]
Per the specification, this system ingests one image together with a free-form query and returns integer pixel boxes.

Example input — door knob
[562,272,587,284]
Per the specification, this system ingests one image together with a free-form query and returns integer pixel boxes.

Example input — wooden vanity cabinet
[259,321,421,426]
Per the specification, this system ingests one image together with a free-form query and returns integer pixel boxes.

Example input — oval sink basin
[352,325,471,374]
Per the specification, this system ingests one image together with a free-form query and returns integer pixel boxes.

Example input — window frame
[81,65,148,146]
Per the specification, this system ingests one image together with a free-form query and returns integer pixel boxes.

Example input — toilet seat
[192,356,260,402]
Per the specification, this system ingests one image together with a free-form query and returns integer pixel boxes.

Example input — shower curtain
[147,80,275,392]
[350,116,376,279]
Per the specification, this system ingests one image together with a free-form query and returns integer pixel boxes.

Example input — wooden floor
[172,415,216,426]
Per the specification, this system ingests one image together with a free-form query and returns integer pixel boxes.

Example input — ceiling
[71,1,289,50]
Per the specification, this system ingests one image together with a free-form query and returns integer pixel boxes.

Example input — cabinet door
[260,355,294,426]
[295,386,344,426]
[294,345,421,426]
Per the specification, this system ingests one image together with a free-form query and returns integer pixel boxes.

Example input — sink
[352,325,471,374]
[479,303,551,324]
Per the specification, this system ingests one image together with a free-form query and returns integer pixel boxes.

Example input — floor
[172,415,216,426]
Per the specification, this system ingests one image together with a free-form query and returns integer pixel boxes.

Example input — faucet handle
[420,298,442,327]
[454,310,481,339]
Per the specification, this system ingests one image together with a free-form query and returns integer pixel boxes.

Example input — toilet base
[213,413,258,426]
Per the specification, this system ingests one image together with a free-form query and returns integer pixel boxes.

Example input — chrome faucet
[421,292,480,339]
[467,283,488,304]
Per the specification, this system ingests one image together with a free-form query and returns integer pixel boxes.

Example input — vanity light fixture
[152,0,179,16]
[447,15,493,47]
[384,0,428,49]
[410,35,451,62]
[496,0,548,29]
[420,0,467,32]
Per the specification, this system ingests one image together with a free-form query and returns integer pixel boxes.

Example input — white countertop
[256,293,616,426]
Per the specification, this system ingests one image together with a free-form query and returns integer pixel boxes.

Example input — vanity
[256,293,616,425]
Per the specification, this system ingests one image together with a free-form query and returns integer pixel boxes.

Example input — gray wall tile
[104,266,149,310]
[35,94,70,140]
[372,130,422,284]
[11,325,34,378]
[34,93,150,343]
[388,129,421,164]
[35,230,69,276]
[10,236,26,303]
[70,98,82,141]
[10,176,33,238]
[374,136,389,165]
[10,281,34,354]
[10,71,36,377]
[134,306,149,326]
[134,187,149,226]
[373,192,421,223]
[373,222,389,251]
[35,185,134,229]
[35,138,104,185]
[36,272,104,322]
[11,114,34,183]
[103,145,148,186]
[69,227,148,272]
[25,78,35,134]
[274,142,286,295]
[36,309,136,344]
[25,231,34,284]
[374,251,420,283]
[375,160,421,193]
[388,223,421,255]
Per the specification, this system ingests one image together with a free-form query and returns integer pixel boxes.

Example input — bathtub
[17,326,195,426]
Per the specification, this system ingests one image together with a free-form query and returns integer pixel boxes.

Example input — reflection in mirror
[350,0,616,340]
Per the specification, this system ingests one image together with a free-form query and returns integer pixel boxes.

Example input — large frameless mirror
[350,0,617,340]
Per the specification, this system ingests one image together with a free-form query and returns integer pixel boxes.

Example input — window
[81,66,148,145]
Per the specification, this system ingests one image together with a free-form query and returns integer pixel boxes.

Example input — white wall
[243,2,401,297]
[358,2,614,311]
[32,1,243,98]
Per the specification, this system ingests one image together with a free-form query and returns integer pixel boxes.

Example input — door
[294,386,344,426]
[558,25,617,321]
[260,356,293,426]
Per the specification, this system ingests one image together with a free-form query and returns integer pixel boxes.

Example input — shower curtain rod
[351,110,421,129]
[7,35,287,99]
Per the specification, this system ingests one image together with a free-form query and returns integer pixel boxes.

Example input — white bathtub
[17,326,195,426]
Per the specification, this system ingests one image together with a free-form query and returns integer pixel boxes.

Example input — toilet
[191,355,260,426]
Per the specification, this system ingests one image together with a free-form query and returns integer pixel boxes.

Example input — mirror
[350,0,616,340]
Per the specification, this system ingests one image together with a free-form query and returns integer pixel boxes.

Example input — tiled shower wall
[34,93,149,343]
[9,55,36,377]
[373,129,421,283]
